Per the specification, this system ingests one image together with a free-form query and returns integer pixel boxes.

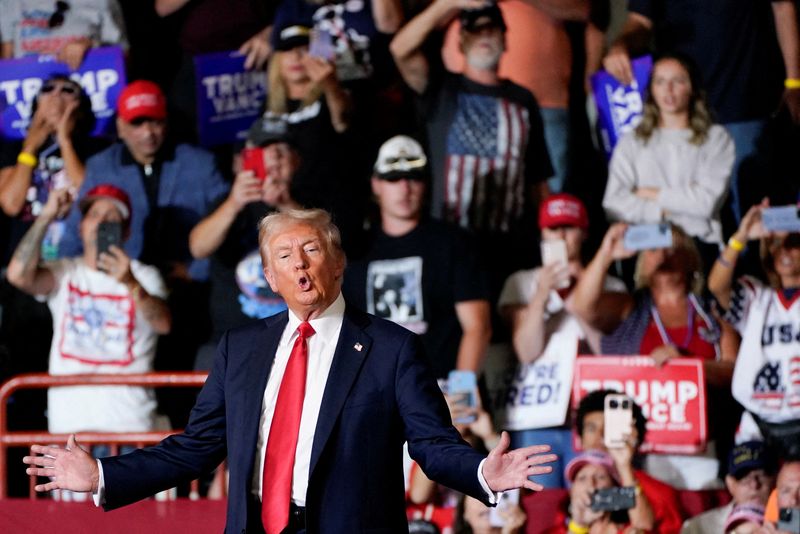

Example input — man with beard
[391,0,553,341]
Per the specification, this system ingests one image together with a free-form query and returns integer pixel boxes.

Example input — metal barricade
[0,372,226,499]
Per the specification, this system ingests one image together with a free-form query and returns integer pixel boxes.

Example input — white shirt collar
[281,292,346,347]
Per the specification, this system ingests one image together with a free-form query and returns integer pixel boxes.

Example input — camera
[590,487,636,512]
[778,508,800,533]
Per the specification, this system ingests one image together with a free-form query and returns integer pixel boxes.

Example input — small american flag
[752,361,785,411]
[443,93,529,233]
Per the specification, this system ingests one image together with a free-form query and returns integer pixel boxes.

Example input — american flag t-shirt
[444,92,530,233]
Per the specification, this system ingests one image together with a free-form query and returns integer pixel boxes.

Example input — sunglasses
[128,117,165,127]
[40,82,79,95]
[48,1,70,29]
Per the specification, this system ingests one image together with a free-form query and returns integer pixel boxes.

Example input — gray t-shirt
[0,0,127,57]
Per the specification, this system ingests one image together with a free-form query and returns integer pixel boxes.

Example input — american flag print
[444,92,530,233]
[790,355,800,408]
[752,361,785,412]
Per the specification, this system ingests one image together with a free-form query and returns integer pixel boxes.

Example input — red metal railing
[0,372,226,499]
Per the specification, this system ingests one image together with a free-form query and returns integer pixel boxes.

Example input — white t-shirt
[43,257,166,433]
[498,267,627,318]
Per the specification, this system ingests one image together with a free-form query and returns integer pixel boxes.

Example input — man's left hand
[482,432,556,492]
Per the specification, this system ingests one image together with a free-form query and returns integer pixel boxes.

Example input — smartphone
[778,508,800,533]
[489,488,520,527]
[762,206,800,233]
[623,223,673,251]
[309,29,336,61]
[240,146,268,181]
[590,487,636,512]
[447,370,478,425]
[604,394,633,449]
[96,221,122,262]
[541,239,569,289]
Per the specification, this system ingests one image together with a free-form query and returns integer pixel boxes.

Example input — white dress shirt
[251,292,345,506]
[94,292,498,506]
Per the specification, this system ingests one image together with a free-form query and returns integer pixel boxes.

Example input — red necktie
[262,321,315,534]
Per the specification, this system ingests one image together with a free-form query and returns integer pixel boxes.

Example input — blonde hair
[266,51,322,114]
[634,54,713,146]
[258,208,345,267]
[633,224,704,295]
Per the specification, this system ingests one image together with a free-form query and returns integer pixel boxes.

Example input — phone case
[241,147,267,181]
[591,487,636,512]
[447,370,478,424]
[762,206,800,232]
[604,394,633,449]
[540,239,570,288]
[623,223,673,251]
[96,222,122,258]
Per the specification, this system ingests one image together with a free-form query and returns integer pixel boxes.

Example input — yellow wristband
[728,237,745,252]
[17,152,37,167]
[786,78,800,89]
[568,520,590,534]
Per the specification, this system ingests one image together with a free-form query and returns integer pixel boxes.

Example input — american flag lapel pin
[354,342,363,352]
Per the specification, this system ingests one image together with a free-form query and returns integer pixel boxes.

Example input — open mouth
[298,275,311,291]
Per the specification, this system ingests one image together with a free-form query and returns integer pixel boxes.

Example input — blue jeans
[722,119,769,224]
[510,427,577,489]
[540,107,571,194]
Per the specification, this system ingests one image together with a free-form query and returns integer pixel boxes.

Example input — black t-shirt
[419,71,553,234]
[342,219,490,378]
[178,0,276,54]
[628,0,785,123]
[207,202,285,341]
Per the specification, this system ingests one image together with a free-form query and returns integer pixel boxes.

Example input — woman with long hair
[708,202,800,458]
[246,24,359,241]
[602,54,735,263]
[569,223,739,489]
[0,74,98,258]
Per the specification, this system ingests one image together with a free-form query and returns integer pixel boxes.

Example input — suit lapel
[308,307,372,478]
[239,312,287,482]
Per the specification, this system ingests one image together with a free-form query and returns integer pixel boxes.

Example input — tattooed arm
[5,190,72,295]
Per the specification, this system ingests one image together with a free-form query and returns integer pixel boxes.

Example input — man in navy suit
[24,208,556,533]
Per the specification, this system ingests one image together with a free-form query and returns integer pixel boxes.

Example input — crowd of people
[1,0,799,533]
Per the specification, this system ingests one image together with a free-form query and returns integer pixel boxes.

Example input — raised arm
[708,202,767,309]
[189,170,262,259]
[5,190,72,295]
[601,11,653,84]
[773,0,800,123]
[303,56,352,133]
[454,299,492,372]
[568,224,635,332]
[372,0,404,34]
[505,264,568,365]
[0,112,53,216]
[391,0,482,94]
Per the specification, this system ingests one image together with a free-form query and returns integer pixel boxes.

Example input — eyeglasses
[40,82,79,95]
[48,1,70,29]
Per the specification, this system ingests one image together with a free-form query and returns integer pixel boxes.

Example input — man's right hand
[602,43,634,86]
[23,434,100,494]
[228,170,264,211]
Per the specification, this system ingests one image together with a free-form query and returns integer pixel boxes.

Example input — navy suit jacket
[100,305,488,533]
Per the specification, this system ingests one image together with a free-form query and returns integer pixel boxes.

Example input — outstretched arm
[23,434,99,493]
[773,0,800,123]
[481,432,556,492]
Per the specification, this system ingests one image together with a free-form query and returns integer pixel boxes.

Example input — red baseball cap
[117,80,167,122]
[79,184,132,221]
[538,193,589,230]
